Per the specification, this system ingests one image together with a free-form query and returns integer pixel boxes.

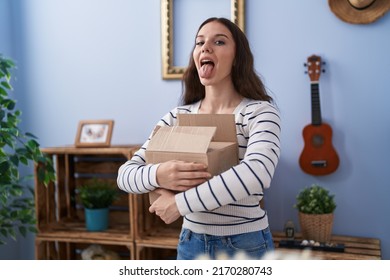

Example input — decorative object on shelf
[0,54,55,245]
[278,239,345,253]
[284,220,295,240]
[75,119,114,147]
[294,184,336,242]
[328,0,390,24]
[78,180,118,231]
[81,244,120,260]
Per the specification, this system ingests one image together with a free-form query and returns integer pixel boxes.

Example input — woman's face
[193,21,236,86]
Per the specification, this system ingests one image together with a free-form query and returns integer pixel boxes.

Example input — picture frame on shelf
[75,120,114,147]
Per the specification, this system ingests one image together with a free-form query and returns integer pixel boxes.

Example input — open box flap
[147,126,217,154]
[177,114,237,143]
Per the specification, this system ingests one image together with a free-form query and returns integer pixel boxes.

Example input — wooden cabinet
[34,145,140,260]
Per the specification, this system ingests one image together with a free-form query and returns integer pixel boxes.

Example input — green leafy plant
[78,180,118,209]
[294,184,336,214]
[0,54,55,245]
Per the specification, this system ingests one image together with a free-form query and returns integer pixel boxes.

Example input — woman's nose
[201,42,213,53]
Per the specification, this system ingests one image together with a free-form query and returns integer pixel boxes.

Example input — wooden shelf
[133,193,182,259]
[34,145,140,260]
[38,222,132,242]
[35,238,134,260]
[134,224,180,259]
[135,227,180,248]
[272,232,381,260]
[41,145,141,158]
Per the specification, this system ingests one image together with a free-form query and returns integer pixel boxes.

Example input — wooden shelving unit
[34,145,140,260]
[34,145,381,260]
[133,193,181,259]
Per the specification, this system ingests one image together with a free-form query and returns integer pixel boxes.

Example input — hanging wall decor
[328,0,390,24]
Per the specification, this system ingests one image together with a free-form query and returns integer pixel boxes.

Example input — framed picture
[75,120,114,147]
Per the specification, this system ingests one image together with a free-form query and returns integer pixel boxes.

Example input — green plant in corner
[0,54,55,245]
[294,184,336,214]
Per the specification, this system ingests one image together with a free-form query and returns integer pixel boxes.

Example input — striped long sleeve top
[117,98,281,236]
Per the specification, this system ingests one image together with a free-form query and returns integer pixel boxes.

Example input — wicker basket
[299,212,334,242]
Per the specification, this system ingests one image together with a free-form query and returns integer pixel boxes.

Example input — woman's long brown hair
[181,17,273,106]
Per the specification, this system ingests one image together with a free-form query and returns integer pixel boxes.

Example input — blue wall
[1,0,389,259]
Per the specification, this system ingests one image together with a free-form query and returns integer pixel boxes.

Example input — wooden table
[272,232,381,260]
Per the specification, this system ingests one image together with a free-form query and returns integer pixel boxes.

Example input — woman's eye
[195,41,204,46]
[215,40,225,46]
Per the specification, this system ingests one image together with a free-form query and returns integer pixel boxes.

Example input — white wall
[1,0,389,259]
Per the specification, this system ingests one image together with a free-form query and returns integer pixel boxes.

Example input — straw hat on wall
[328,0,390,24]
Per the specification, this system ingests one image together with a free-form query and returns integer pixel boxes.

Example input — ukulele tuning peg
[304,71,308,74]
[322,61,326,65]
[303,63,307,67]
[322,69,326,73]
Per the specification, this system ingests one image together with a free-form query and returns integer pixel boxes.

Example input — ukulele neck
[311,82,322,126]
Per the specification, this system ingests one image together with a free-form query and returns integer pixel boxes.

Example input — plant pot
[84,208,109,231]
[299,212,334,242]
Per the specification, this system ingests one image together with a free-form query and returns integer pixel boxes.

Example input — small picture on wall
[75,120,114,147]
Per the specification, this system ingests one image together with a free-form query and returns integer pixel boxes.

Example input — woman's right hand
[156,160,212,192]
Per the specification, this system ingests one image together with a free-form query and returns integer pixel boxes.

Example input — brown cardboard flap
[177,114,237,142]
[147,126,217,154]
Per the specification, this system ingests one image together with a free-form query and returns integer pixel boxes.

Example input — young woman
[117,17,281,260]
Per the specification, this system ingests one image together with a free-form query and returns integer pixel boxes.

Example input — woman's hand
[156,160,211,192]
[149,189,181,224]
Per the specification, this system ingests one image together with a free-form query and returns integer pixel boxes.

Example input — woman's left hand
[149,189,181,224]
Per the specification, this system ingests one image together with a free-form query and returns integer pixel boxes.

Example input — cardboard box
[146,114,238,204]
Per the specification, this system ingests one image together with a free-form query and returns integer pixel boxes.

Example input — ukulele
[299,55,339,176]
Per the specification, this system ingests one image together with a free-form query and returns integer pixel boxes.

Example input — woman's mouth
[199,59,215,78]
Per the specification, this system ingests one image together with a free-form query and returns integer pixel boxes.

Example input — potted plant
[294,184,336,242]
[78,180,118,232]
[0,54,55,245]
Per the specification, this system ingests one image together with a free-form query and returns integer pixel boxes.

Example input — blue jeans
[176,227,274,260]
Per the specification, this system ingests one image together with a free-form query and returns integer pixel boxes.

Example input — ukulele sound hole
[311,134,324,147]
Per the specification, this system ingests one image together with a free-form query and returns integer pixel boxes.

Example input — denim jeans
[176,227,274,260]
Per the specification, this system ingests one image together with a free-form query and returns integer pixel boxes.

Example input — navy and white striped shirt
[117,98,281,236]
